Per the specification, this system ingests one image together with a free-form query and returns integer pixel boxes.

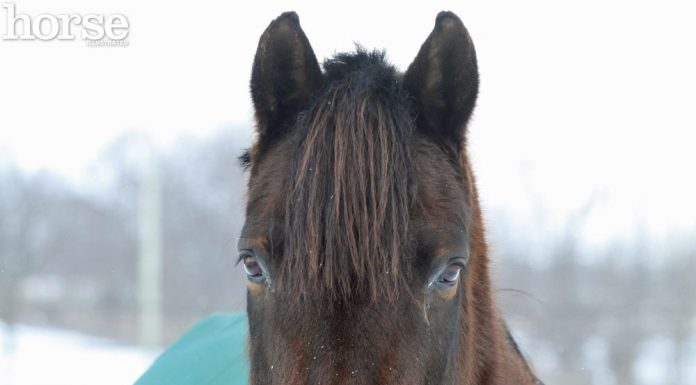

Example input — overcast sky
[1,0,695,251]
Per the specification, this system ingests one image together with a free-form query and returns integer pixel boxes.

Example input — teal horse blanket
[134,313,249,385]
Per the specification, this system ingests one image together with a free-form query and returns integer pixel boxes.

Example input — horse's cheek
[436,282,460,301]
[247,281,265,296]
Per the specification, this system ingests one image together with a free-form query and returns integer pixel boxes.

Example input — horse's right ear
[404,12,479,150]
[251,12,322,146]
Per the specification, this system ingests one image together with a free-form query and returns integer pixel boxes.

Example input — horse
[238,11,542,385]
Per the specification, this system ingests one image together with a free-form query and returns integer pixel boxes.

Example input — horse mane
[279,48,416,303]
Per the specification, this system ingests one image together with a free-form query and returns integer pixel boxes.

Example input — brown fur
[240,11,542,385]
[281,51,415,303]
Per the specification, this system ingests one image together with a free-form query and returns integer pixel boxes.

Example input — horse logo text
[1,3,128,45]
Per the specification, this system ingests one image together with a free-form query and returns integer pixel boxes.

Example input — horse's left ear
[251,12,322,146]
[404,12,479,149]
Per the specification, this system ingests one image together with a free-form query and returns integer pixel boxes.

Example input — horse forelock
[279,48,416,303]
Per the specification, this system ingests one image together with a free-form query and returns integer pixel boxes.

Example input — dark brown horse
[239,11,541,385]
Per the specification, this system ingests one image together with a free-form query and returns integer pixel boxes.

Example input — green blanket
[134,313,250,385]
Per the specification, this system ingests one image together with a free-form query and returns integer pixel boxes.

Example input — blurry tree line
[1,128,695,384]
[0,129,249,344]
[491,209,696,385]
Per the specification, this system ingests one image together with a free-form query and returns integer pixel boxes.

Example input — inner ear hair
[250,12,323,147]
[404,11,479,149]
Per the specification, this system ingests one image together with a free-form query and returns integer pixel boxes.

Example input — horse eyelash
[235,252,250,266]
[238,149,252,170]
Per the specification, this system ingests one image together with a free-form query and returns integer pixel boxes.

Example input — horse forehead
[247,137,466,219]
[412,138,469,218]
[245,139,296,218]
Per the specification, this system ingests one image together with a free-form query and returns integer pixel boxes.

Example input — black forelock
[278,46,417,303]
[323,47,388,76]
[321,47,402,96]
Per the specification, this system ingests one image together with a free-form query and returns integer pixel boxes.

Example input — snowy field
[2,320,696,385]
[0,322,159,385]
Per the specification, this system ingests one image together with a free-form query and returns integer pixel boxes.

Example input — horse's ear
[404,12,479,149]
[251,12,322,145]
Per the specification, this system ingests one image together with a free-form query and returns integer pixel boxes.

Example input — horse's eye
[240,252,263,278]
[439,263,462,284]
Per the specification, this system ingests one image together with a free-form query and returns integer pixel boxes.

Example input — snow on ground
[2,320,696,385]
[0,322,159,385]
